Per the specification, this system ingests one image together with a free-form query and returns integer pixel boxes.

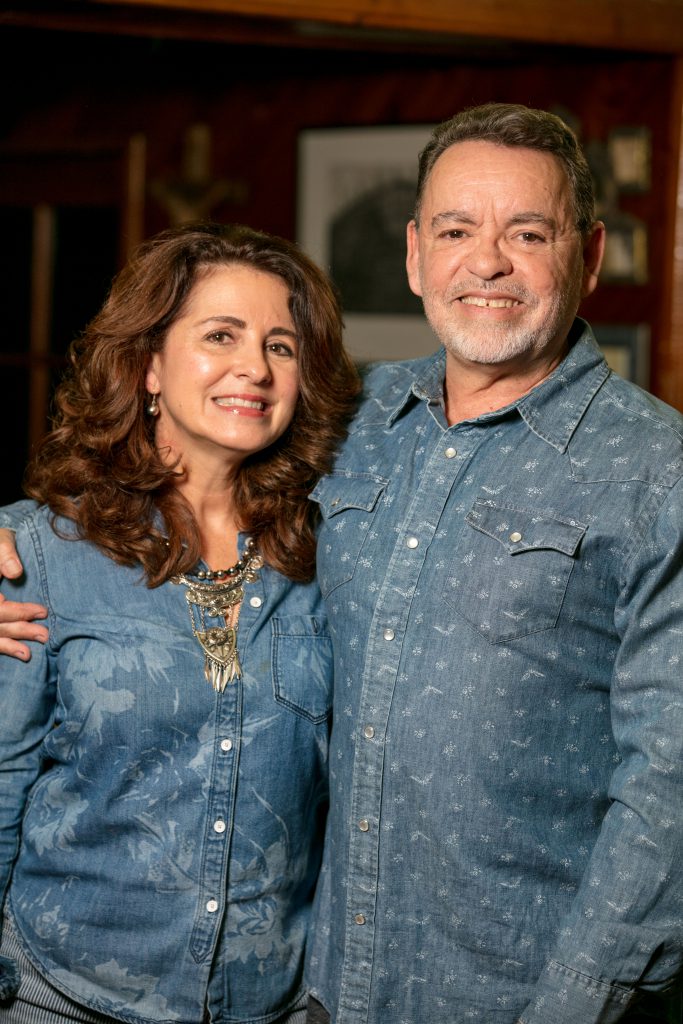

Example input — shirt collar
[515,320,609,451]
[382,348,447,427]
[382,319,609,451]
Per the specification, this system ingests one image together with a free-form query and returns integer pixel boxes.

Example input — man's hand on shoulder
[0,528,48,660]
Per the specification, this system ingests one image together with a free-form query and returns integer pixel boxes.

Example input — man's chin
[440,333,538,367]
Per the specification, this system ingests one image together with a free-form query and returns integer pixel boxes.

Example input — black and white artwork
[298,126,437,362]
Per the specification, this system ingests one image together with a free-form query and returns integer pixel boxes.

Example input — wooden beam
[78,0,683,53]
[661,58,683,409]
[29,205,55,453]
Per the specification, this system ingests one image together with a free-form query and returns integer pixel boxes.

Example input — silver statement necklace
[172,540,263,692]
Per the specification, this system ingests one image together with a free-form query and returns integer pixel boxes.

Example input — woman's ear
[145,354,161,396]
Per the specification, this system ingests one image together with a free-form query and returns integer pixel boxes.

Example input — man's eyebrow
[429,211,559,231]
[507,212,558,229]
[430,210,477,229]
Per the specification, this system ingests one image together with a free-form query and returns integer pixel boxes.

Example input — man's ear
[406,220,423,298]
[581,221,606,299]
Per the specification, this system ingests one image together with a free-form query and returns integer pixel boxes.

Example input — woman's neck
[176,463,242,571]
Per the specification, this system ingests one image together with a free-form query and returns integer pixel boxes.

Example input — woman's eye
[267,341,296,357]
[207,331,233,344]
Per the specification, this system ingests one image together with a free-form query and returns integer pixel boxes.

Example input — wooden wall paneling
[662,57,683,409]
[122,133,147,260]
[78,0,683,53]
[1,24,682,415]
[28,204,55,453]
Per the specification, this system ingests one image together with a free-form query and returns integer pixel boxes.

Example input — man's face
[406,140,604,373]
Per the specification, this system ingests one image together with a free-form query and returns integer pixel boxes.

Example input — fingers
[0,639,35,661]
[0,529,23,579]
[0,594,48,661]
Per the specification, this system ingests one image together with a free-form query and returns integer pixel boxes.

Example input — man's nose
[464,234,513,279]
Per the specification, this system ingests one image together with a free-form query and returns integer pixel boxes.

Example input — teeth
[214,397,265,410]
[460,296,520,308]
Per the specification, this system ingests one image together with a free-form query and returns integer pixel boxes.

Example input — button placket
[190,684,240,961]
[337,427,470,1021]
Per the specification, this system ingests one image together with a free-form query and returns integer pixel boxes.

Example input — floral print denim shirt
[0,507,331,1024]
[305,322,683,1024]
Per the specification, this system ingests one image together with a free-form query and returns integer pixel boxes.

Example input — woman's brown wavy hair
[25,222,360,585]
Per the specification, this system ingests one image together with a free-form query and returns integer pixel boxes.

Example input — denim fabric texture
[0,508,331,1024]
[305,322,683,1024]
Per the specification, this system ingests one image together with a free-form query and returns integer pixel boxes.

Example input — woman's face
[146,264,300,474]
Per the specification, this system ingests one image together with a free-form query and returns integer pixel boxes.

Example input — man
[302,104,683,1023]
[1,104,682,1023]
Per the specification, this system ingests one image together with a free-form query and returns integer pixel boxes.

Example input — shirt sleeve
[519,476,683,1023]
[0,500,39,532]
[0,518,57,910]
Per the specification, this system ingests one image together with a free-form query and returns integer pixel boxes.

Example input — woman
[0,222,359,1023]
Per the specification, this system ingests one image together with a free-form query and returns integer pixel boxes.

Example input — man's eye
[441,229,467,240]
[518,232,544,243]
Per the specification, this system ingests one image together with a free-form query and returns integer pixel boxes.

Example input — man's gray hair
[415,102,596,236]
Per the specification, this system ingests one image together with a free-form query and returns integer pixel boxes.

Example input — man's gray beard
[422,277,581,367]
[434,317,553,365]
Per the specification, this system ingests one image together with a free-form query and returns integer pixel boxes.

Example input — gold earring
[146,392,160,416]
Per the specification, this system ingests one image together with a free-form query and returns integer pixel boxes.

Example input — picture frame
[592,323,650,388]
[297,125,437,362]
[607,126,651,193]
[600,211,648,284]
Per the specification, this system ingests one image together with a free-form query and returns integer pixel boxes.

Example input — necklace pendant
[173,542,260,692]
[195,626,241,692]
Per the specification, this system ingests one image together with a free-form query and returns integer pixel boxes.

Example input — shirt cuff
[518,960,634,1024]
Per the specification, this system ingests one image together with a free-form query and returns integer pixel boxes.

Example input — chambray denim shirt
[0,506,332,1024]
[306,321,683,1024]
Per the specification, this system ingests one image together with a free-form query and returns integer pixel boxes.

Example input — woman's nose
[231,342,271,383]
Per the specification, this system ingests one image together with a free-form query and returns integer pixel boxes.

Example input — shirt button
[213,819,227,834]
[383,628,395,641]
[363,725,375,739]
[354,913,366,925]
[220,738,233,752]
[206,899,219,913]
[509,531,523,543]
[445,447,457,459]
[406,537,419,549]
[249,596,262,608]
[359,819,370,832]
[330,498,341,507]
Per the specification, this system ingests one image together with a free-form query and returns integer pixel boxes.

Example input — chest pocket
[445,500,587,643]
[309,473,387,597]
[272,615,333,723]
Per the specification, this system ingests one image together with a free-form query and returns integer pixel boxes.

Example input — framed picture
[592,323,650,388]
[297,125,437,362]
[601,211,648,284]
[608,127,651,193]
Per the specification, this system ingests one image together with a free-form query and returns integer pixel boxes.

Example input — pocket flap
[309,473,387,519]
[465,500,586,557]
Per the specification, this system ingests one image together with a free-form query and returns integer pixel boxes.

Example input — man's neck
[443,345,568,426]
